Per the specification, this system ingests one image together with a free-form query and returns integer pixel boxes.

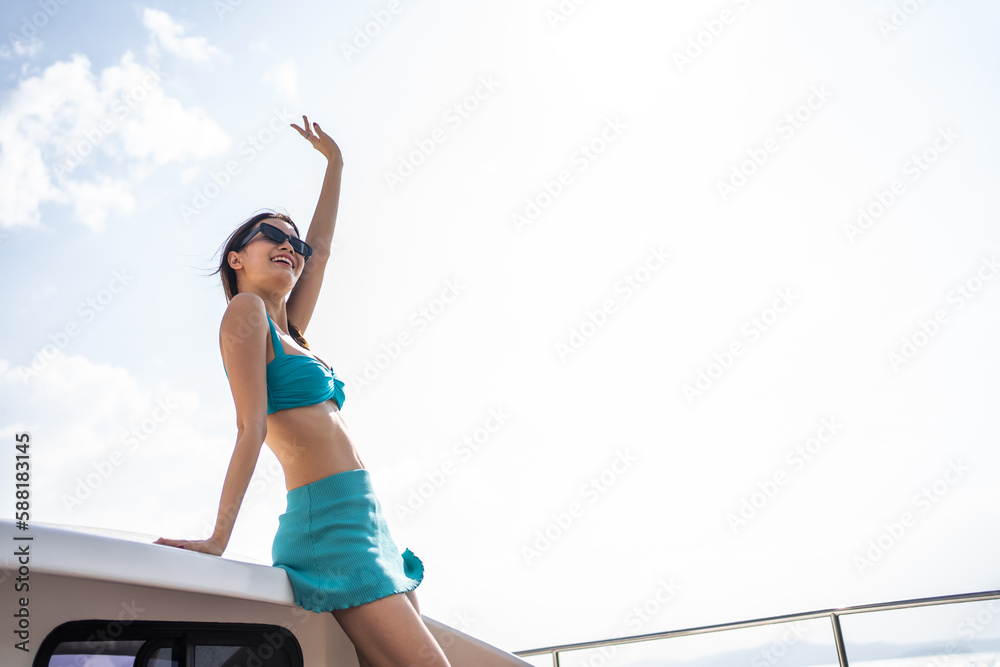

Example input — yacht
[1,518,532,666]
[4,518,998,666]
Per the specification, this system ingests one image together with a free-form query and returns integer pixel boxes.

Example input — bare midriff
[261,323,364,491]
[265,400,364,491]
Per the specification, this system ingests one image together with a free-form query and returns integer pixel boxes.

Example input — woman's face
[230,218,306,290]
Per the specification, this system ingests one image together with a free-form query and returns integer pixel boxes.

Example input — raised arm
[285,115,344,334]
[154,293,269,555]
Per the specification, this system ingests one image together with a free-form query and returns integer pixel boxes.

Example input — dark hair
[209,209,315,352]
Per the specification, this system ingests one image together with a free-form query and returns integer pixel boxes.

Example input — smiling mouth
[271,257,294,268]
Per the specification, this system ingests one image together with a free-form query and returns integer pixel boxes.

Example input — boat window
[147,647,178,667]
[195,643,294,666]
[43,639,146,667]
[135,639,179,667]
[36,620,302,667]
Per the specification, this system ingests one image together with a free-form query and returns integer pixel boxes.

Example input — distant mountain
[613,638,1000,667]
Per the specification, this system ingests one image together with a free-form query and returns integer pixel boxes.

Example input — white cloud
[0,37,44,59]
[261,59,299,101]
[0,351,214,532]
[14,38,43,57]
[0,351,284,557]
[178,165,200,184]
[142,8,225,63]
[0,50,229,230]
[33,285,57,301]
[118,93,231,164]
[0,53,87,229]
[64,176,135,232]
[0,129,53,229]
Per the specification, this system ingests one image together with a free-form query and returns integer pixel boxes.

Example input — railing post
[552,650,560,667]
[830,612,849,667]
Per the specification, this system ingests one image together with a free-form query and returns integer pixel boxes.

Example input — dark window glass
[149,647,178,667]
[36,621,302,667]
[196,643,293,666]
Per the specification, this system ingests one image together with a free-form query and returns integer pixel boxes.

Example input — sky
[1,0,1000,661]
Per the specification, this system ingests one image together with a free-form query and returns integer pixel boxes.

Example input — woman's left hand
[154,536,224,556]
[291,114,343,166]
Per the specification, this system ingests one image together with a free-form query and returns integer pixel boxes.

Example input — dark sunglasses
[237,221,313,260]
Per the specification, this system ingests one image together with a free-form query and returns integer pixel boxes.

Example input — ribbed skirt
[271,468,424,612]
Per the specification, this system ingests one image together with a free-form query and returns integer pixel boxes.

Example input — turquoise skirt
[271,468,424,612]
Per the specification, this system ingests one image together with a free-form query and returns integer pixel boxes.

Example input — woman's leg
[331,592,450,667]
[339,590,422,667]
[405,589,420,616]
[352,642,373,667]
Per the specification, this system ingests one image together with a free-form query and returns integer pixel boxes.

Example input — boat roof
[2,519,295,606]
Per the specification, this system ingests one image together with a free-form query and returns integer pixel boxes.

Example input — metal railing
[514,589,1000,667]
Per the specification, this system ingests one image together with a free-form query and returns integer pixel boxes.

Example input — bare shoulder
[219,294,268,359]
[218,294,270,432]
[222,293,266,324]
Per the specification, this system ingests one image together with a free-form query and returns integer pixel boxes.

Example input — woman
[155,115,451,667]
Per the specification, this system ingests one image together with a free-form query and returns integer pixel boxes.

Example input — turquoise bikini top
[224,313,345,413]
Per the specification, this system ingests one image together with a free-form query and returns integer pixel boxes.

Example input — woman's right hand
[291,114,343,166]
[154,536,224,556]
